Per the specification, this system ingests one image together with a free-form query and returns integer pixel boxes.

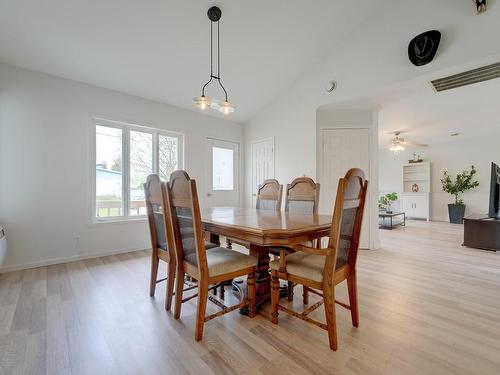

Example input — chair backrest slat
[144,174,168,251]
[285,177,320,214]
[166,171,208,277]
[326,169,368,276]
[256,179,283,211]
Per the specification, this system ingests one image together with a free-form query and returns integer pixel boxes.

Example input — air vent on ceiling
[430,62,500,92]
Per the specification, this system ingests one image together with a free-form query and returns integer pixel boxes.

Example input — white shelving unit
[401,162,431,221]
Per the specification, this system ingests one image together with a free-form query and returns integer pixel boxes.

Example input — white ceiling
[0,0,384,123]
[318,55,500,150]
[376,64,500,149]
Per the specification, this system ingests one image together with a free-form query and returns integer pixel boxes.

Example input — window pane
[159,135,179,181]
[212,147,234,190]
[96,125,123,217]
[130,130,153,216]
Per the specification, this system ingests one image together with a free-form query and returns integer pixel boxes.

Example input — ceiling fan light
[193,96,211,110]
[218,100,235,115]
[390,144,405,154]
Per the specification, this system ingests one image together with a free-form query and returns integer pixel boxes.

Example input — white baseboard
[0,246,149,274]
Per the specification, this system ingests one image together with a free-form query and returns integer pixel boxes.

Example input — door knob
[207,193,212,197]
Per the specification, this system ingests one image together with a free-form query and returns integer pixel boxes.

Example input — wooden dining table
[201,207,332,309]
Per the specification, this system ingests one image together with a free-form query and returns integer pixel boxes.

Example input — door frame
[250,137,275,206]
[206,137,241,207]
[317,126,375,249]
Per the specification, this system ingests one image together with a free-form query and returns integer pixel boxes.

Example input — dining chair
[144,174,218,310]
[166,170,257,341]
[270,168,368,351]
[269,177,320,302]
[284,177,320,214]
[226,179,283,250]
[144,174,176,311]
[256,179,283,210]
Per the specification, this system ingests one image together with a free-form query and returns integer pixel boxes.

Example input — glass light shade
[218,100,235,115]
[390,144,405,153]
[193,96,211,110]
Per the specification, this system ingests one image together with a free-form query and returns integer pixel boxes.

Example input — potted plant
[378,192,398,213]
[441,165,479,224]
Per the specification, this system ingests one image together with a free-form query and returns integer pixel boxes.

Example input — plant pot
[448,204,466,224]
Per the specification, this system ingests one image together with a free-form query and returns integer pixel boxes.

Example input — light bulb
[218,100,234,115]
[193,96,210,110]
[390,144,405,154]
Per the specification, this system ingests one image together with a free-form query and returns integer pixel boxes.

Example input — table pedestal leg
[250,243,271,305]
[239,243,270,315]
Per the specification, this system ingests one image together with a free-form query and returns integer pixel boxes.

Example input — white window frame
[91,118,184,224]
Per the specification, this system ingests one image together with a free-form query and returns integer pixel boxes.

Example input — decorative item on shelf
[412,183,419,192]
[379,192,398,214]
[408,152,423,163]
[473,0,487,14]
[441,165,480,224]
[193,6,234,115]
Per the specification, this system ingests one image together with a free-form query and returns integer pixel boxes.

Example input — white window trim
[90,117,184,224]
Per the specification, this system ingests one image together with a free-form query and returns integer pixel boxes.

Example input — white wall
[243,1,500,248]
[0,63,243,271]
[379,139,499,221]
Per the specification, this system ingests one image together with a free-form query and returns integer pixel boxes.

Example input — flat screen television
[488,162,500,219]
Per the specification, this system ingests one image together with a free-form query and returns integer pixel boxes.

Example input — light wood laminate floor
[1,220,500,375]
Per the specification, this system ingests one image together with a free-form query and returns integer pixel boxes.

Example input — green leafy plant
[441,165,479,205]
[378,192,398,211]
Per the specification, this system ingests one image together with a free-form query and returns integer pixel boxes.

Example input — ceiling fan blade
[402,140,428,147]
[386,130,409,135]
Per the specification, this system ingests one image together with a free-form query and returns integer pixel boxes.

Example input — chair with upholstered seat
[226,179,283,251]
[166,170,257,341]
[256,179,283,210]
[144,174,176,310]
[270,168,368,351]
[269,177,320,302]
[284,177,320,214]
[144,174,218,310]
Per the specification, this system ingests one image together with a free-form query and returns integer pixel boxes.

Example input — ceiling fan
[388,131,428,153]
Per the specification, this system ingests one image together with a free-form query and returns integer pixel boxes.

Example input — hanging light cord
[201,18,228,102]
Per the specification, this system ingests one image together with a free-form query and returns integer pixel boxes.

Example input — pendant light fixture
[193,6,234,115]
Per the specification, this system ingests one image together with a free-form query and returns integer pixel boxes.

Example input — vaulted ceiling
[0,0,386,122]
[377,71,500,148]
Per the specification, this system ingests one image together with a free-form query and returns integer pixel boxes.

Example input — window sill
[88,217,148,227]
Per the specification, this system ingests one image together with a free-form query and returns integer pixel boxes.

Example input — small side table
[379,212,406,230]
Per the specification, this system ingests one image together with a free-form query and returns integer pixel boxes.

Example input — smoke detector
[324,80,337,93]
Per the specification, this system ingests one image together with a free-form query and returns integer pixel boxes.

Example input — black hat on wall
[408,30,441,66]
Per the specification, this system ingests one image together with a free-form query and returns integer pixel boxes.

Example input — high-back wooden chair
[256,179,283,211]
[284,177,320,214]
[270,168,368,351]
[165,171,258,341]
[226,178,283,251]
[144,174,176,310]
[271,177,320,301]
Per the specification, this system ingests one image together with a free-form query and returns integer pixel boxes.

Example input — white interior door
[206,138,239,207]
[319,128,371,249]
[251,138,274,207]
